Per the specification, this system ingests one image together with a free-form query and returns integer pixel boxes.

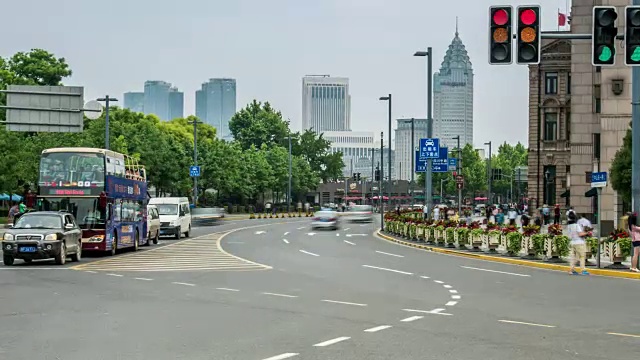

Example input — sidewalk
[377,229,640,280]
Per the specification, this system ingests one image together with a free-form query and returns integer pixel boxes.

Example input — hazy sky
[3,0,570,147]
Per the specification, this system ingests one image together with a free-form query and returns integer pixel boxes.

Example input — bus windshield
[39,152,105,187]
[39,197,107,229]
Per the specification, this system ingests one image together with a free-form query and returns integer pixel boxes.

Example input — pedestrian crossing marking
[71,232,271,272]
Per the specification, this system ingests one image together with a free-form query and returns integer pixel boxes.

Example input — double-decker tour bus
[37,147,150,255]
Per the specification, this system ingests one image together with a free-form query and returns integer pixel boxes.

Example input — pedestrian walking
[554,204,561,224]
[567,213,589,275]
[508,207,517,226]
[627,213,640,272]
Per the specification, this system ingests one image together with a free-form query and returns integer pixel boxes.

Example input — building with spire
[433,19,474,149]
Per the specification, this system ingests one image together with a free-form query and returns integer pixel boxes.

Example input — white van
[148,197,192,239]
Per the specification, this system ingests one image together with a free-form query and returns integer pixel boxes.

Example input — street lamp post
[453,135,462,215]
[288,133,292,213]
[380,132,385,229]
[485,141,492,204]
[414,48,433,218]
[96,95,118,150]
[379,95,392,204]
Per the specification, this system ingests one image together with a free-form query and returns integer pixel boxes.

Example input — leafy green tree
[611,126,631,205]
[6,49,72,86]
[490,142,528,199]
[228,100,289,150]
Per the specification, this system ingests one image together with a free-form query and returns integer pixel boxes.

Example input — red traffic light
[493,9,509,25]
[520,8,537,25]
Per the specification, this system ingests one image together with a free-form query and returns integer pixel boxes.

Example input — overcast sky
[3,0,570,147]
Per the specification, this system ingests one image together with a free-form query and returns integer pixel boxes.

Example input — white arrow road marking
[346,234,366,237]
[307,233,316,236]
[299,250,320,257]
[344,240,356,245]
[255,231,266,235]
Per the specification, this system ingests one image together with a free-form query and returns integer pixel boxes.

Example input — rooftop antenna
[455,16,459,36]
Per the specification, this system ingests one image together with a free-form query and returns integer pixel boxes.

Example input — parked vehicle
[2,211,82,265]
[148,197,192,239]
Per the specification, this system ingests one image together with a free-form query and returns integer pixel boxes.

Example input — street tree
[611,125,631,206]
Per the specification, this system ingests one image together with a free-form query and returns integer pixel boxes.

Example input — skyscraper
[433,23,474,149]
[301,76,351,132]
[394,118,429,181]
[132,80,184,121]
[123,92,144,113]
[195,78,237,140]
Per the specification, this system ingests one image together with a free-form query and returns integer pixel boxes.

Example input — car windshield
[156,204,178,215]
[13,214,62,229]
[39,197,106,229]
[315,211,336,218]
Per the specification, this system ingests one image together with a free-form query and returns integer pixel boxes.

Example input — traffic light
[489,6,513,64]
[516,5,541,64]
[357,173,361,181]
[374,168,380,181]
[625,6,640,66]
[592,6,618,66]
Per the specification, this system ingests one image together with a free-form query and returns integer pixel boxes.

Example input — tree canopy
[611,124,632,206]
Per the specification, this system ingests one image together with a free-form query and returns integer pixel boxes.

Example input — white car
[311,210,340,230]
[347,205,373,223]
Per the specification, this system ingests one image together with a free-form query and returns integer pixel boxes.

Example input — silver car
[311,210,340,230]
[347,205,374,223]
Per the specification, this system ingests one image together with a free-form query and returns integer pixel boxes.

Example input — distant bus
[37,147,150,255]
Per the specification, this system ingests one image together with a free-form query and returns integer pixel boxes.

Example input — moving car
[346,205,374,223]
[311,210,340,230]
[2,211,82,265]
[148,197,192,239]
[147,204,160,245]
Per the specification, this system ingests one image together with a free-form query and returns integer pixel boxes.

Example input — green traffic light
[598,46,613,62]
[631,46,640,62]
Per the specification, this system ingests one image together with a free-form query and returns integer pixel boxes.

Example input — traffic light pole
[380,132,384,230]
[633,0,640,270]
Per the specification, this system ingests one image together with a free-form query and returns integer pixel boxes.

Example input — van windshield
[156,204,178,215]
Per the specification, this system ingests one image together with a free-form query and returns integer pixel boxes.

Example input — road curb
[376,230,640,280]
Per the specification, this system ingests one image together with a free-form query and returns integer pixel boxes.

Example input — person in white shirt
[423,204,428,220]
[433,206,440,221]
[507,208,517,226]
[577,214,591,229]
[566,213,589,275]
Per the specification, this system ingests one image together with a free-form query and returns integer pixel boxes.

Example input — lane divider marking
[106,273,123,277]
[400,316,423,322]
[498,320,556,328]
[607,332,640,338]
[445,301,458,306]
[313,337,350,347]
[344,240,356,245]
[262,292,298,298]
[283,239,290,244]
[434,280,444,284]
[322,299,367,307]
[451,295,461,300]
[364,325,392,333]
[262,353,299,360]
[172,282,195,287]
[216,287,240,292]
[299,250,320,257]
[375,250,404,258]
[362,265,413,275]
[135,277,153,281]
[461,265,531,277]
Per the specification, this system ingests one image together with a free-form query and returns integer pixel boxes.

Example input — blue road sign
[448,158,457,170]
[591,171,607,188]
[415,148,448,173]
[190,165,201,177]
[419,138,440,160]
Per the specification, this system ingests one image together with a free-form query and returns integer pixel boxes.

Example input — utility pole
[371,148,375,205]
[414,48,433,218]
[187,118,202,206]
[288,133,292,213]
[379,95,392,205]
[485,141,492,204]
[633,1,640,262]
[380,132,384,229]
[97,95,118,150]
[453,135,461,215]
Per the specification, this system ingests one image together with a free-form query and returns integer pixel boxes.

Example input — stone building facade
[527,36,572,210]
[570,0,630,231]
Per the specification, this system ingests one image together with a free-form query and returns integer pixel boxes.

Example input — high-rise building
[433,25,474,149]
[123,92,144,113]
[394,118,429,181]
[324,131,375,178]
[302,75,351,132]
[127,80,184,121]
[195,78,237,140]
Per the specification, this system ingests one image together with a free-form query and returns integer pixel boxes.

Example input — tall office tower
[142,80,184,121]
[123,92,144,113]
[195,78,237,140]
[433,25,474,149]
[394,118,429,181]
[301,75,351,132]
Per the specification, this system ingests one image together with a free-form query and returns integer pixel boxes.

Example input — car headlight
[44,234,58,241]
[3,233,14,241]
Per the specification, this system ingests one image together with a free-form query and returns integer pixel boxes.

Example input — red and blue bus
[37,147,150,255]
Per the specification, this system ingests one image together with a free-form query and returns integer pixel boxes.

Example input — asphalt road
[1,217,638,359]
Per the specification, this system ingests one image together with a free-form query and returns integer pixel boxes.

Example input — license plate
[19,246,37,253]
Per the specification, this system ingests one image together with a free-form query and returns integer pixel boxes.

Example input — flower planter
[604,240,630,269]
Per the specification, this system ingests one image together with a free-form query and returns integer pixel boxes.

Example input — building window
[567,74,571,94]
[593,133,601,160]
[545,72,558,94]
[544,113,558,141]
[565,111,571,140]
[594,85,601,113]
[585,171,593,184]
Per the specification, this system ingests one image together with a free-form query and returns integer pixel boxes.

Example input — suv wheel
[175,227,181,240]
[3,255,14,266]
[70,241,82,262]
[153,230,159,244]
[185,225,191,238]
[55,243,66,265]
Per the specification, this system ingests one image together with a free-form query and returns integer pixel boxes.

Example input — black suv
[2,211,82,266]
